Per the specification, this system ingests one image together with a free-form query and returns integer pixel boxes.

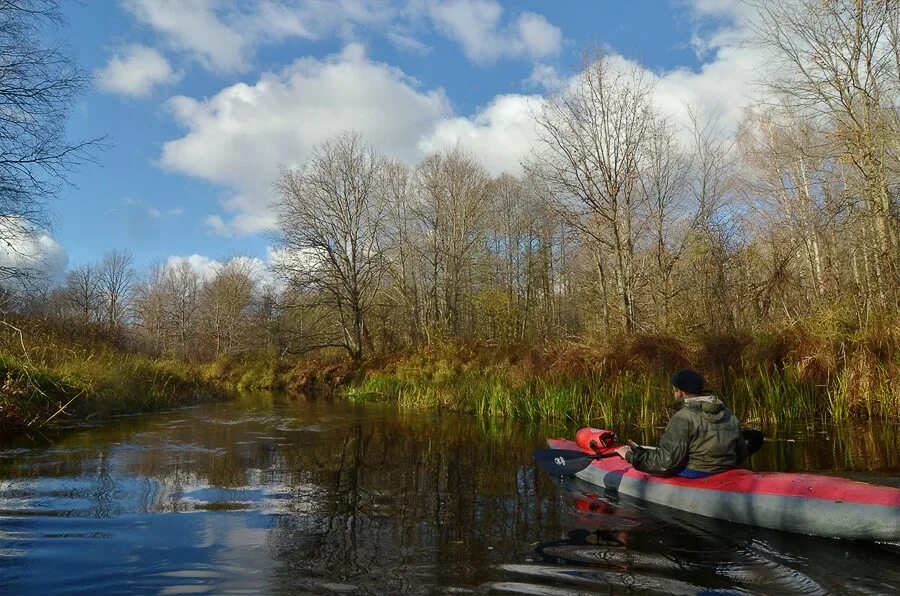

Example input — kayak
[547,429,900,541]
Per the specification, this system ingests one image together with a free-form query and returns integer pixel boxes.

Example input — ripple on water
[495,563,704,594]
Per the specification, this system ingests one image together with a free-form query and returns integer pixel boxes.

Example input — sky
[25,0,759,281]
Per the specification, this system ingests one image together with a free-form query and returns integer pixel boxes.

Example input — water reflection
[0,394,897,594]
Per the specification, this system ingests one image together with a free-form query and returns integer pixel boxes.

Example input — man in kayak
[613,369,746,478]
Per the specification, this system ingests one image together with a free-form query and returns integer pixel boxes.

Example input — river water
[0,393,898,594]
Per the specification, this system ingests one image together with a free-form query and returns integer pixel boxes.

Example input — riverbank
[0,353,230,431]
[343,323,900,425]
[4,315,898,431]
[0,318,229,432]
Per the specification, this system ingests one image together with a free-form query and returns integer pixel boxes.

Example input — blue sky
[43,0,752,277]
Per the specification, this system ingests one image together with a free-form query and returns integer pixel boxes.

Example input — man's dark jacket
[625,396,746,475]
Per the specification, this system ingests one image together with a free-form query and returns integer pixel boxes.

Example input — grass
[202,350,285,392]
[346,369,675,426]
[4,311,898,432]
[0,318,230,432]
[343,322,900,426]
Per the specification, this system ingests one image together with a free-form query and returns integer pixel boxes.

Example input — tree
[163,259,201,358]
[638,116,693,330]
[0,1,97,283]
[528,50,656,332]
[382,159,426,345]
[133,263,169,355]
[747,0,900,305]
[63,262,102,324]
[99,249,135,328]
[414,147,489,339]
[202,258,257,356]
[274,132,388,362]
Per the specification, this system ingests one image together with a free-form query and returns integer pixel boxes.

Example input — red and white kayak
[548,429,900,541]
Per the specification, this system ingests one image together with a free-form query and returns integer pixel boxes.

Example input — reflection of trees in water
[0,400,898,591]
[0,402,569,590]
[264,419,568,592]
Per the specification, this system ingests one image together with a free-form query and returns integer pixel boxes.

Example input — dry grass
[345,320,900,424]
[0,317,228,431]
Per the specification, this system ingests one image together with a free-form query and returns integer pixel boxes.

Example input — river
[0,393,898,594]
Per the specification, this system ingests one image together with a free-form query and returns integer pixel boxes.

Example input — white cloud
[525,63,563,91]
[684,0,755,21]
[428,0,562,63]
[154,1,765,239]
[160,44,450,235]
[124,0,399,73]
[386,28,431,55]
[652,43,761,134]
[165,253,273,286]
[124,0,250,73]
[426,2,763,165]
[166,254,222,281]
[125,197,182,220]
[96,45,180,97]
[122,1,563,72]
[0,218,68,284]
[420,94,541,176]
[651,1,765,133]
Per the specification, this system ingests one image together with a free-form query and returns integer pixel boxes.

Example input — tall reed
[343,351,900,427]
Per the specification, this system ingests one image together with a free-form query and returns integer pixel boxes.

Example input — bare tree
[747,0,900,303]
[0,1,99,283]
[414,147,489,339]
[274,132,387,362]
[164,259,201,358]
[202,258,257,356]
[63,262,102,324]
[382,159,426,345]
[132,263,169,355]
[527,49,656,332]
[638,116,693,330]
[99,249,135,328]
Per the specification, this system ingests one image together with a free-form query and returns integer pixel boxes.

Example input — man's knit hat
[670,369,704,395]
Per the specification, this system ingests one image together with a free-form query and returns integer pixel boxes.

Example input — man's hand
[614,445,632,459]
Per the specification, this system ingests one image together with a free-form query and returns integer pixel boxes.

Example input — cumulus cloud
[165,253,273,287]
[96,45,180,96]
[155,1,765,239]
[160,44,450,235]
[165,254,223,281]
[0,218,68,285]
[420,94,541,176]
[124,0,398,73]
[122,1,560,72]
[428,2,764,166]
[652,43,762,134]
[427,0,562,63]
[525,63,563,91]
[124,0,252,72]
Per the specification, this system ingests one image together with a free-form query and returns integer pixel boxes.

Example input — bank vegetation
[2,0,900,428]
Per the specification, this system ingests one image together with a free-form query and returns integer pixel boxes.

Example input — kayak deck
[548,438,900,541]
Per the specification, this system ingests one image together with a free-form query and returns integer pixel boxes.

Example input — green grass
[0,350,229,431]
[202,351,284,392]
[342,351,900,426]
[0,319,231,432]
[344,362,673,426]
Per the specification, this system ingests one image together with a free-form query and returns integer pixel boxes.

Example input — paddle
[533,429,765,477]
[532,448,613,475]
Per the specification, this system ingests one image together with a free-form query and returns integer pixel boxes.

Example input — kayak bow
[545,430,900,541]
